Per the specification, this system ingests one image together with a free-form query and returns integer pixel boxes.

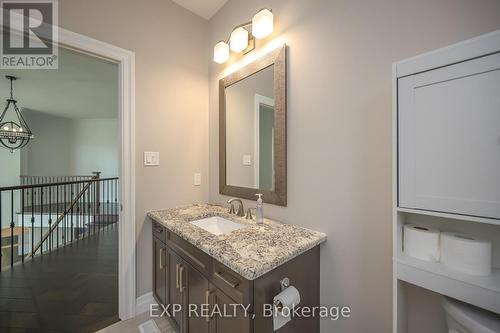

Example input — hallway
[0,224,118,333]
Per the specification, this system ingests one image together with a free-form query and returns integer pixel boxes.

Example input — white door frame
[58,29,137,320]
[6,16,137,319]
[254,94,274,189]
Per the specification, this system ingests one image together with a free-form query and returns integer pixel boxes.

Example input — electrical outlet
[242,154,252,166]
[194,173,201,186]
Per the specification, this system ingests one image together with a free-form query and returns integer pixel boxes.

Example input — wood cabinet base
[152,221,320,333]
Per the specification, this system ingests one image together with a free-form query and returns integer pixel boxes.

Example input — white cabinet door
[398,52,500,219]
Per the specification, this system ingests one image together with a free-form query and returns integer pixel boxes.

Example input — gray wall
[58,0,210,297]
[21,111,118,178]
[21,111,73,176]
[207,1,500,332]
[71,118,119,178]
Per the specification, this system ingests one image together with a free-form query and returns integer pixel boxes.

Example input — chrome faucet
[227,198,245,217]
[246,207,256,220]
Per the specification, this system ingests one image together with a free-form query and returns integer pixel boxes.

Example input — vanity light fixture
[213,8,274,64]
[214,41,230,64]
[230,27,249,52]
[252,8,274,39]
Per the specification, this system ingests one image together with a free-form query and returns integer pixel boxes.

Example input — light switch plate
[242,154,252,166]
[144,152,160,166]
[194,173,201,186]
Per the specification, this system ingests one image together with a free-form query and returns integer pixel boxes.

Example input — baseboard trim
[136,292,157,315]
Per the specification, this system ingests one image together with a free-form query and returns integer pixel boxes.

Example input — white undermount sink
[190,216,246,236]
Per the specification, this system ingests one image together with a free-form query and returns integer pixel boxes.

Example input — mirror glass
[219,45,286,206]
[225,65,275,190]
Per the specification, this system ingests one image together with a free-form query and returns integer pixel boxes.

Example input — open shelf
[396,254,500,314]
[396,207,500,227]
[393,30,500,332]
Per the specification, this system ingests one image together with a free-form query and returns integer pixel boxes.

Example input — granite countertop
[147,204,327,280]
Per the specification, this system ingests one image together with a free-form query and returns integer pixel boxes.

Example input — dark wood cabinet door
[153,237,167,306]
[185,263,210,333]
[169,250,185,331]
[210,286,250,333]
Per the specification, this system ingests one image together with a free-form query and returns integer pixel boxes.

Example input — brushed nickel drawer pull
[205,289,214,322]
[215,271,239,288]
[159,248,165,269]
[154,226,163,233]
[179,266,185,293]
[176,263,180,289]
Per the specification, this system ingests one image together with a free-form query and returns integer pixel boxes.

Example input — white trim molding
[59,30,137,320]
[4,17,137,319]
[395,29,500,78]
[136,292,157,316]
[253,94,275,189]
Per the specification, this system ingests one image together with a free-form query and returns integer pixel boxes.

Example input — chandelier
[0,76,34,152]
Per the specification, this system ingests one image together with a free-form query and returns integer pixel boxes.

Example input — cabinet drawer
[168,232,212,277]
[152,221,166,243]
[211,260,251,305]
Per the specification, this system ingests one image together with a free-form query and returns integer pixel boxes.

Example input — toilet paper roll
[403,224,441,262]
[441,232,492,276]
[273,286,301,331]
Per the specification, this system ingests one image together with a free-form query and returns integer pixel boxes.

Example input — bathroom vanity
[148,204,326,333]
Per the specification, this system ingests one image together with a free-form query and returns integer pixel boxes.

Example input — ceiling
[0,47,118,119]
[172,0,228,19]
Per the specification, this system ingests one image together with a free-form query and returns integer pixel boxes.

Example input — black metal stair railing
[20,174,95,186]
[0,174,119,271]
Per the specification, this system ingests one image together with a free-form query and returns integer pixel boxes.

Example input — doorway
[0,24,136,328]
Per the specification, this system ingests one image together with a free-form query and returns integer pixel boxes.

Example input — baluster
[76,182,79,239]
[83,183,86,236]
[31,186,34,258]
[103,180,105,230]
[48,186,52,252]
[98,181,101,233]
[70,183,74,242]
[0,192,2,271]
[80,182,83,238]
[40,186,43,256]
[94,182,97,234]
[21,189,24,262]
[79,182,83,239]
[64,185,67,245]
[115,179,118,225]
[87,182,91,237]
[111,180,114,225]
[10,191,14,267]
[83,182,86,239]
[101,181,107,230]
[103,180,106,231]
[56,184,59,248]
[111,180,113,225]
[76,183,80,241]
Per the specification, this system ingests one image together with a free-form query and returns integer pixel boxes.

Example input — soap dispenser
[256,193,264,224]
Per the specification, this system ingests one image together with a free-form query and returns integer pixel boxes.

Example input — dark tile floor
[0,225,119,333]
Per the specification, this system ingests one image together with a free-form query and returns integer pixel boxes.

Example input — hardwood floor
[0,224,118,333]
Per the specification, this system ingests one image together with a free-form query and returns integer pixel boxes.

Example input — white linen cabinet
[393,30,500,333]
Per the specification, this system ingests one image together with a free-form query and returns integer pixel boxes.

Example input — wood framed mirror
[219,45,287,206]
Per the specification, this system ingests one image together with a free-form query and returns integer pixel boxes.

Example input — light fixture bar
[213,8,274,64]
